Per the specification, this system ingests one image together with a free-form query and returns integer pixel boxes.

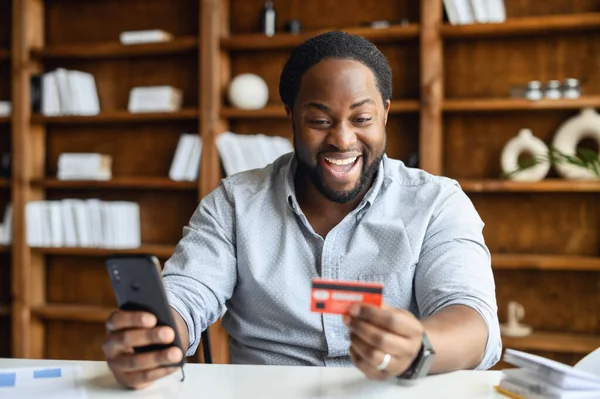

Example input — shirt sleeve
[162,182,237,357]
[415,181,502,370]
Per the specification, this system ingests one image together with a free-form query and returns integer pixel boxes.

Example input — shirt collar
[283,153,387,215]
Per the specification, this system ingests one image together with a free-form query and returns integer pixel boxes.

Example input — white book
[268,136,293,162]
[40,202,53,247]
[184,136,202,181]
[60,200,77,247]
[0,101,11,117]
[100,202,114,248]
[54,68,73,115]
[1,203,12,245]
[169,134,195,181]
[443,0,461,25]
[86,199,103,247]
[485,0,506,23]
[470,0,489,23]
[126,202,141,248]
[47,201,63,247]
[71,200,91,247]
[42,72,61,116]
[454,0,475,24]
[25,202,39,247]
[128,85,183,113]
[216,132,245,176]
[68,70,100,116]
[119,30,173,45]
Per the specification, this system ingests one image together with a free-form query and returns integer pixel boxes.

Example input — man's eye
[310,120,329,125]
[356,118,372,123]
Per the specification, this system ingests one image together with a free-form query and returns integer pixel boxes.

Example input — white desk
[0,358,506,398]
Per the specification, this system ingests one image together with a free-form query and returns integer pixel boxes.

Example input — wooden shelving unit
[0,245,10,253]
[444,96,600,112]
[503,332,600,355]
[0,48,8,60]
[441,12,600,39]
[459,179,600,193]
[31,36,199,59]
[0,178,10,188]
[221,24,420,50]
[33,244,175,258]
[32,177,196,190]
[492,254,600,272]
[31,108,199,124]
[32,304,113,323]
[0,305,10,317]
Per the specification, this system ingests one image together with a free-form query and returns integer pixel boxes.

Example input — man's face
[290,58,390,203]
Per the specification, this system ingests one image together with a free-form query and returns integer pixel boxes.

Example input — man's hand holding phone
[103,309,183,389]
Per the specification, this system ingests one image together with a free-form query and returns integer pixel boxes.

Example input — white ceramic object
[552,108,600,180]
[501,128,550,181]
[227,73,269,110]
[500,301,533,338]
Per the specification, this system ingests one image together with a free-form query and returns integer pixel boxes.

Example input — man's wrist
[397,331,435,380]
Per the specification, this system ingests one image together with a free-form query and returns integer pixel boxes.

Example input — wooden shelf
[442,13,600,39]
[0,245,10,253]
[32,108,199,124]
[32,304,113,323]
[34,177,196,190]
[492,254,600,272]
[222,24,420,50]
[0,117,9,124]
[459,179,600,193]
[32,244,175,258]
[443,96,600,112]
[502,331,600,354]
[31,36,198,59]
[220,99,419,118]
[0,305,10,317]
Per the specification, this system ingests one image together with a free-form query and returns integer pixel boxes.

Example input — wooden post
[420,0,444,175]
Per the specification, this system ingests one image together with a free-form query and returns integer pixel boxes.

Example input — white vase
[501,128,550,182]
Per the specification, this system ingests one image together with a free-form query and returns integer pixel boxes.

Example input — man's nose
[325,121,358,150]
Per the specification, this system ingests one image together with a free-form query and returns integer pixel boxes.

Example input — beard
[294,137,384,204]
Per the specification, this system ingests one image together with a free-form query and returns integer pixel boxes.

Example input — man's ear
[384,100,391,125]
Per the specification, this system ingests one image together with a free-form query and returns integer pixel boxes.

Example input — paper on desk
[0,365,86,399]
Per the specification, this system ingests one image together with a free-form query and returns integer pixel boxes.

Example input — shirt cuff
[165,289,199,357]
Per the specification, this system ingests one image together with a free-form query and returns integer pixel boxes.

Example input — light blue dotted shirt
[162,152,502,369]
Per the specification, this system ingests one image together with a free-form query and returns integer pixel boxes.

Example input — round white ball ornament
[501,128,550,181]
[227,73,269,110]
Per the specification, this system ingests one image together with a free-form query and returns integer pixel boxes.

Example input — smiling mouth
[321,155,361,176]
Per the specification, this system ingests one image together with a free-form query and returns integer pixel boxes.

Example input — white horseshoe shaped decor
[552,108,600,180]
[501,128,550,181]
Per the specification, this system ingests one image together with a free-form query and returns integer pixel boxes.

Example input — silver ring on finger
[376,353,391,371]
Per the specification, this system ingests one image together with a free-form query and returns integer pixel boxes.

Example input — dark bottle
[261,1,276,37]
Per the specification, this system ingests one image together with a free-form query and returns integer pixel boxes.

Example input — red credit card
[310,278,383,314]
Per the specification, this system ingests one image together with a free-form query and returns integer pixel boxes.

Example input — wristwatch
[397,331,436,381]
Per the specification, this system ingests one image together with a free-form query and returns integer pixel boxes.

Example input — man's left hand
[344,303,424,381]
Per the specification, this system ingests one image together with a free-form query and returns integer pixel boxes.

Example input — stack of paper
[497,349,600,398]
[216,131,293,176]
[443,0,506,25]
[57,153,112,181]
[37,68,100,116]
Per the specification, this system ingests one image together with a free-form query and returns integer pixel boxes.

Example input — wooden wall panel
[44,0,199,44]
[46,122,197,177]
[45,190,198,245]
[471,193,599,256]
[495,270,600,333]
[443,111,583,178]
[230,0,419,34]
[45,55,199,111]
[444,33,600,98]
[46,321,107,360]
[504,1,600,18]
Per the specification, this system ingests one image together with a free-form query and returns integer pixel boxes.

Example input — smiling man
[102,31,501,389]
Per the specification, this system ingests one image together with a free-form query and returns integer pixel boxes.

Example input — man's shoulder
[383,156,459,193]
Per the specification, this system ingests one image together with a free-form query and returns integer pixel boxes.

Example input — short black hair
[279,30,392,109]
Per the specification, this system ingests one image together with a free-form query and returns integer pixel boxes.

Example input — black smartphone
[105,254,185,368]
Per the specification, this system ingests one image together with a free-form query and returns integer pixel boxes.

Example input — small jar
[562,78,581,99]
[525,81,543,101]
[544,80,562,99]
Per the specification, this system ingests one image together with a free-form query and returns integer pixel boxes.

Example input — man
[103,31,501,389]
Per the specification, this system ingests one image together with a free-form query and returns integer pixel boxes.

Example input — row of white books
[169,134,202,181]
[444,0,506,25]
[57,153,112,181]
[497,348,600,399]
[26,200,141,249]
[0,203,12,245]
[40,68,100,116]
[216,132,293,176]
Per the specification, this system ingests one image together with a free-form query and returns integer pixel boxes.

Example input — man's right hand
[103,310,183,389]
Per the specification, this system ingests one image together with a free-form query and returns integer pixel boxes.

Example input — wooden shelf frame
[492,254,600,272]
[0,117,10,123]
[31,36,198,59]
[443,96,600,112]
[0,305,10,317]
[502,332,600,355]
[0,178,11,188]
[32,304,114,323]
[221,24,420,50]
[31,108,199,124]
[441,12,600,39]
[459,179,600,193]
[32,244,175,258]
[0,48,9,59]
[33,177,196,190]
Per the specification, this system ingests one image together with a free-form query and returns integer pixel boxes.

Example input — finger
[348,317,412,358]
[349,346,387,381]
[116,367,179,390]
[103,326,175,359]
[349,303,422,337]
[108,346,183,373]
[106,310,157,332]
[350,332,387,368]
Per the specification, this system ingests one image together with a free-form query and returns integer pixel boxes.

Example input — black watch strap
[397,331,436,380]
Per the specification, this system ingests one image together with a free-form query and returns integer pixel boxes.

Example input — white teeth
[325,157,357,166]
